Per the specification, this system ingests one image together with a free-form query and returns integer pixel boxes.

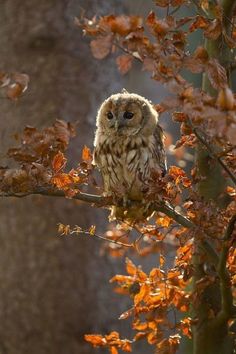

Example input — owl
[93,90,167,222]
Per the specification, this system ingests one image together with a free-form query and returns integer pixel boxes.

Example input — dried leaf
[207,59,227,90]
[90,35,113,59]
[155,0,169,7]
[216,87,235,110]
[116,55,133,75]
[156,216,172,227]
[89,225,96,236]
[82,145,93,162]
[84,334,106,347]
[160,254,165,267]
[7,83,24,100]
[51,173,73,188]
[189,16,209,32]
[204,19,221,40]
[126,257,137,276]
[134,283,149,305]
[110,346,118,354]
[52,151,67,172]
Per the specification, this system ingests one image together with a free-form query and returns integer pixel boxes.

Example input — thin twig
[70,230,133,248]
[191,125,236,185]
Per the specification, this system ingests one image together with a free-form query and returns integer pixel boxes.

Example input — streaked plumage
[93,90,166,222]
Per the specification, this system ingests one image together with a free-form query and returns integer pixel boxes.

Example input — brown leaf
[0,72,10,87]
[142,58,156,72]
[223,31,236,48]
[82,145,93,162]
[84,334,106,347]
[6,83,24,100]
[204,19,221,40]
[134,283,149,305]
[100,15,142,36]
[51,173,73,188]
[172,112,187,122]
[169,166,186,178]
[146,12,169,38]
[155,0,169,7]
[90,35,113,59]
[116,55,133,75]
[171,0,186,6]
[126,257,137,276]
[189,16,209,32]
[193,46,209,63]
[216,87,235,110]
[52,151,67,172]
[110,346,118,354]
[207,58,227,90]
[121,341,132,352]
[12,73,29,91]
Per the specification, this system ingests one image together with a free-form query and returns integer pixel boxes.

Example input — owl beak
[116,113,125,130]
[114,120,119,131]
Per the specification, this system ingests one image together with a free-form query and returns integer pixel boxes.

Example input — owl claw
[122,196,132,208]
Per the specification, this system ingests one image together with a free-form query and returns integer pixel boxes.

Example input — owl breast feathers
[93,91,167,222]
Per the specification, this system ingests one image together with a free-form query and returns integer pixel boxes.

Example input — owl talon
[122,196,132,208]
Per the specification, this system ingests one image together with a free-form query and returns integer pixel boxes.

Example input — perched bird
[93,90,166,222]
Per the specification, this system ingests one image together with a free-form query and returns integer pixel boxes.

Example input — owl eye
[106,111,113,120]
[123,111,134,119]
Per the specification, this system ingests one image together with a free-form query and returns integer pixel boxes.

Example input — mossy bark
[193,1,236,354]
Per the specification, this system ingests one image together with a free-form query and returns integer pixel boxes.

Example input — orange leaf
[121,341,132,352]
[52,173,73,188]
[160,254,165,267]
[126,258,137,276]
[110,346,118,354]
[52,151,67,172]
[134,283,149,305]
[84,334,106,347]
[169,166,185,178]
[156,216,172,227]
[105,331,120,341]
[82,145,93,162]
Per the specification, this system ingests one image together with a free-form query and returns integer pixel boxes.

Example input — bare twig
[191,125,236,186]
[69,229,134,248]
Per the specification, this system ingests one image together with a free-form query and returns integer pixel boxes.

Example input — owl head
[96,90,158,136]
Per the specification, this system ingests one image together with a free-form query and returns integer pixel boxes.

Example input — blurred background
[0,1,189,354]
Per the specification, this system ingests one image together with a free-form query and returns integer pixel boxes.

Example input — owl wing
[153,124,167,176]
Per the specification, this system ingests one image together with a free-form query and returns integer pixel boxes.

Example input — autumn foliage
[1,1,236,354]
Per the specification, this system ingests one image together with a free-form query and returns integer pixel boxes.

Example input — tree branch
[192,126,236,186]
[0,187,219,265]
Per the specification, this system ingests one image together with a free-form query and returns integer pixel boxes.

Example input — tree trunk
[0,2,132,354]
[193,1,236,353]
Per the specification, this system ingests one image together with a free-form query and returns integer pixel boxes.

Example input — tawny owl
[93,90,166,222]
